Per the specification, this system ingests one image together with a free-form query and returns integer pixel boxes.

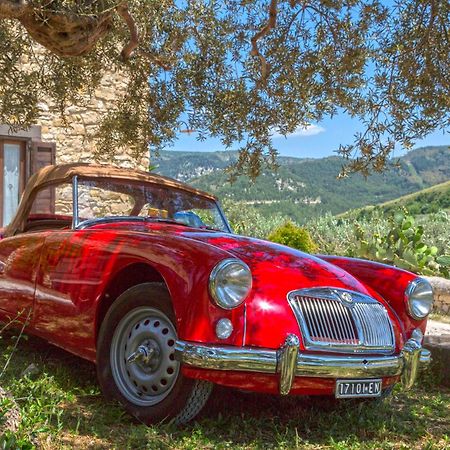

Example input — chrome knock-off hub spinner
[127,341,161,371]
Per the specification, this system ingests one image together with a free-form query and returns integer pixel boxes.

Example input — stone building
[0,62,148,227]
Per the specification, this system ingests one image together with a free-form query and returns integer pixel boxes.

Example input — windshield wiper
[144,217,191,227]
[145,217,223,232]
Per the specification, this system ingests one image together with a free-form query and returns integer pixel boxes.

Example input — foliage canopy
[0,0,449,177]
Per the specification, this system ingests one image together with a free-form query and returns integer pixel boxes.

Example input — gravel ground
[426,319,450,336]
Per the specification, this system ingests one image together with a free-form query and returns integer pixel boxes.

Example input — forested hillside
[154,146,450,222]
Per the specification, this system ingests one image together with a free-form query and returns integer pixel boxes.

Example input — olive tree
[0,0,448,177]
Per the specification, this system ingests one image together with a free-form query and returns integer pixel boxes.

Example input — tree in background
[0,0,448,177]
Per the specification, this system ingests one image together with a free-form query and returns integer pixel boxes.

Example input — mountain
[153,146,450,223]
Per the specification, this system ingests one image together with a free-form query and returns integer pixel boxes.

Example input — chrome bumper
[175,328,431,395]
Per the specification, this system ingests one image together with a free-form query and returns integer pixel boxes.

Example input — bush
[222,199,287,239]
[267,221,317,253]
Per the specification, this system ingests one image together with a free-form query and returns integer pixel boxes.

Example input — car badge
[339,291,354,306]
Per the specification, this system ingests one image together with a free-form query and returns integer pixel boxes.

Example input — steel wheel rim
[110,306,179,406]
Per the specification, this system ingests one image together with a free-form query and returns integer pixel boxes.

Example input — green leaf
[402,219,413,230]
[402,249,419,268]
[415,243,427,253]
[436,255,450,266]
[429,246,438,256]
[394,212,405,224]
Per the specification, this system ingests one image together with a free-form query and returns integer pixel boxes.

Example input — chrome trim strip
[174,341,277,373]
[176,341,403,378]
[72,175,79,229]
[175,328,430,394]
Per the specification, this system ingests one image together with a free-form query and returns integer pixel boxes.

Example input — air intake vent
[288,288,395,354]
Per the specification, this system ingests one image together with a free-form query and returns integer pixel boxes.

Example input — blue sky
[169,114,449,159]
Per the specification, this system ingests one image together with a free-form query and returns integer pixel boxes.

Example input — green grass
[1,330,449,449]
[376,180,450,208]
[338,181,450,219]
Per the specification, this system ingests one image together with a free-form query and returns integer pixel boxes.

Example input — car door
[0,231,49,323]
[32,229,120,360]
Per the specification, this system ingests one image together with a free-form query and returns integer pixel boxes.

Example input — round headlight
[209,259,252,309]
[405,278,434,320]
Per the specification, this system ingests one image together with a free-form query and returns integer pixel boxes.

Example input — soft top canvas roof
[5,163,217,236]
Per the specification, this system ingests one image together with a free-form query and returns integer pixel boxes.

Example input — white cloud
[272,124,325,139]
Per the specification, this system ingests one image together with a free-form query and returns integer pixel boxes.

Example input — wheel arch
[95,262,169,341]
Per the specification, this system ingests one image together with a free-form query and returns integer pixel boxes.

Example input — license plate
[335,379,382,398]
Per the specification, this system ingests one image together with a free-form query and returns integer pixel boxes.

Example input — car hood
[87,223,370,294]
[183,231,367,288]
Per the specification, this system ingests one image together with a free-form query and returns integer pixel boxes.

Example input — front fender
[95,230,246,347]
[316,255,427,339]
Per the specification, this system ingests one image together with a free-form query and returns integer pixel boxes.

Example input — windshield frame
[72,175,232,233]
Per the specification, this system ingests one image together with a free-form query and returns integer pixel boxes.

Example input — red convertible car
[0,164,432,424]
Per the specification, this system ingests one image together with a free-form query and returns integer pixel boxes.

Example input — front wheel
[97,283,212,424]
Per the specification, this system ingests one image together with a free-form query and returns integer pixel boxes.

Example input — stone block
[425,276,450,316]
[424,334,450,386]
[19,47,148,169]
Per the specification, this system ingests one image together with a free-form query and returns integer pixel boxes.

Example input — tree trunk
[0,1,115,57]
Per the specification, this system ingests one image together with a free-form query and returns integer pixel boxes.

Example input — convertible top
[5,163,217,236]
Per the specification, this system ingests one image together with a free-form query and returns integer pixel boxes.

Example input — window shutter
[29,141,56,214]
[30,141,56,175]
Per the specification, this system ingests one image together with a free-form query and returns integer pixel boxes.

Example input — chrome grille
[288,288,395,354]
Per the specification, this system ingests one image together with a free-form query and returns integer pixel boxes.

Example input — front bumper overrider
[175,329,431,395]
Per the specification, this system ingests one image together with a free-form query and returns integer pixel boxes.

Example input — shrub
[267,221,317,253]
[221,199,287,239]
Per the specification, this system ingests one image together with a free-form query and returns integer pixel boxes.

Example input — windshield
[75,177,230,232]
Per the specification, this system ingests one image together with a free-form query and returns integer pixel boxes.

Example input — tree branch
[117,2,139,61]
[138,50,171,70]
[251,0,277,83]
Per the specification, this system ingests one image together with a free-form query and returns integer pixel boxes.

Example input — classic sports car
[0,164,432,424]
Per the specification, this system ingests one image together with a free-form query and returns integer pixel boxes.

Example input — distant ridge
[154,145,450,222]
[342,180,450,217]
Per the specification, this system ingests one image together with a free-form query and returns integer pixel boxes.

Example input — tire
[96,282,212,424]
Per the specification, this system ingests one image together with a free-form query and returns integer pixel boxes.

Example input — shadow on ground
[1,331,449,449]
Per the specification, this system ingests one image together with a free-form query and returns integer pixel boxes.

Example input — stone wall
[25,46,149,170]
[425,276,450,315]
